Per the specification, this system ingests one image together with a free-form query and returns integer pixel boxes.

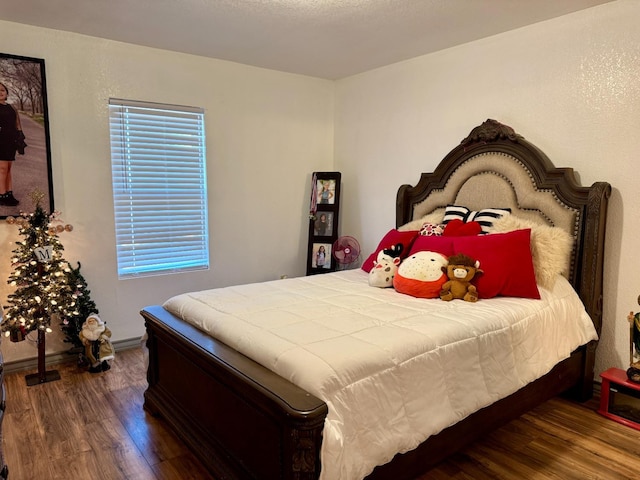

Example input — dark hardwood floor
[3,347,211,479]
[421,393,640,480]
[3,347,640,479]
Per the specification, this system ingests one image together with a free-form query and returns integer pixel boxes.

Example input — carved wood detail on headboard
[460,118,522,145]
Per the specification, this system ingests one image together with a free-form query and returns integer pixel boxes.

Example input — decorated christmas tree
[61,262,99,351]
[1,192,76,342]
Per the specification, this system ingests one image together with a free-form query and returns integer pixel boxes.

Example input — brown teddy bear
[439,253,483,302]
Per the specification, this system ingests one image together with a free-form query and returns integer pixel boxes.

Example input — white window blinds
[109,98,209,279]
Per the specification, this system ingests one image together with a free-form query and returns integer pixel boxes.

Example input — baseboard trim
[2,337,144,374]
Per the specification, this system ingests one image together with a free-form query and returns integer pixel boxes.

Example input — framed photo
[316,178,337,205]
[313,210,334,237]
[310,172,340,213]
[311,242,332,270]
[0,53,53,218]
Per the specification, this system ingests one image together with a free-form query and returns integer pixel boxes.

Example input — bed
[141,119,611,480]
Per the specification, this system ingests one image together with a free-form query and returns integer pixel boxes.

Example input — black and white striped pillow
[443,205,511,234]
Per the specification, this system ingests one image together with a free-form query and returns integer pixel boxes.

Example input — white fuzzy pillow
[488,215,573,290]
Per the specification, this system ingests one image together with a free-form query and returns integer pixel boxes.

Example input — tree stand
[25,328,60,386]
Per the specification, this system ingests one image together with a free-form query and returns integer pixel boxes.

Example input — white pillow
[488,215,573,290]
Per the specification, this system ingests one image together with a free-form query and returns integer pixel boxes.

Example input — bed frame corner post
[396,183,411,227]
[571,181,610,401]
[286,423,324,480]
[568,340,598,401]
[141,318,161,416]
[579,181,611,338]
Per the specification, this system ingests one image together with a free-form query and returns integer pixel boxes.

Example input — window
[109,98,209,278]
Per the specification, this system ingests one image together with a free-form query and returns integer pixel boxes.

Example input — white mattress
[163,269,597,480]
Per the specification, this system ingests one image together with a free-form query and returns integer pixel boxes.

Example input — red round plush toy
[393,251,448,298]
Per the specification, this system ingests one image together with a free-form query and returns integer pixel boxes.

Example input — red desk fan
[332,236,361,270]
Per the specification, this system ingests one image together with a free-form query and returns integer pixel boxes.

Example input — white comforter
[163,269,597,480]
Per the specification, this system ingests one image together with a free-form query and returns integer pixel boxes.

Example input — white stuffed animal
[368,249,402,288]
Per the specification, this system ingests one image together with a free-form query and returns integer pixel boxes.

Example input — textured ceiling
[0,0,613,79]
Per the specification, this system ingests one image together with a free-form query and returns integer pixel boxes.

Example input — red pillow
[451,229,540,299]
[361,229,419,273]
[443,219,482,237]
[408,235,455,257]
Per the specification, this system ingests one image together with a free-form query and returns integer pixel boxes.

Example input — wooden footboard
[142,305,328,480]
[143,305,593,480]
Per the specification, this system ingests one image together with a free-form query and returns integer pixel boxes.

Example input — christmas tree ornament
[34,245,54,263]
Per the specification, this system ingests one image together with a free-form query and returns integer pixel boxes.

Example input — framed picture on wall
[307,172,341,275]
[0,52,54,218]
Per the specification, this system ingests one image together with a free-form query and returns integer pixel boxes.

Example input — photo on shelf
[316,178,336,205]
[313,211,334,237]
[311,242,332,270]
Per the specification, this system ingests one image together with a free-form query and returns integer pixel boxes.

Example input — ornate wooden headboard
[396,119,611,338]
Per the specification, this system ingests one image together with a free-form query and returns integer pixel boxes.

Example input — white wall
[0,21,334,362]
[334,0,639,377]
